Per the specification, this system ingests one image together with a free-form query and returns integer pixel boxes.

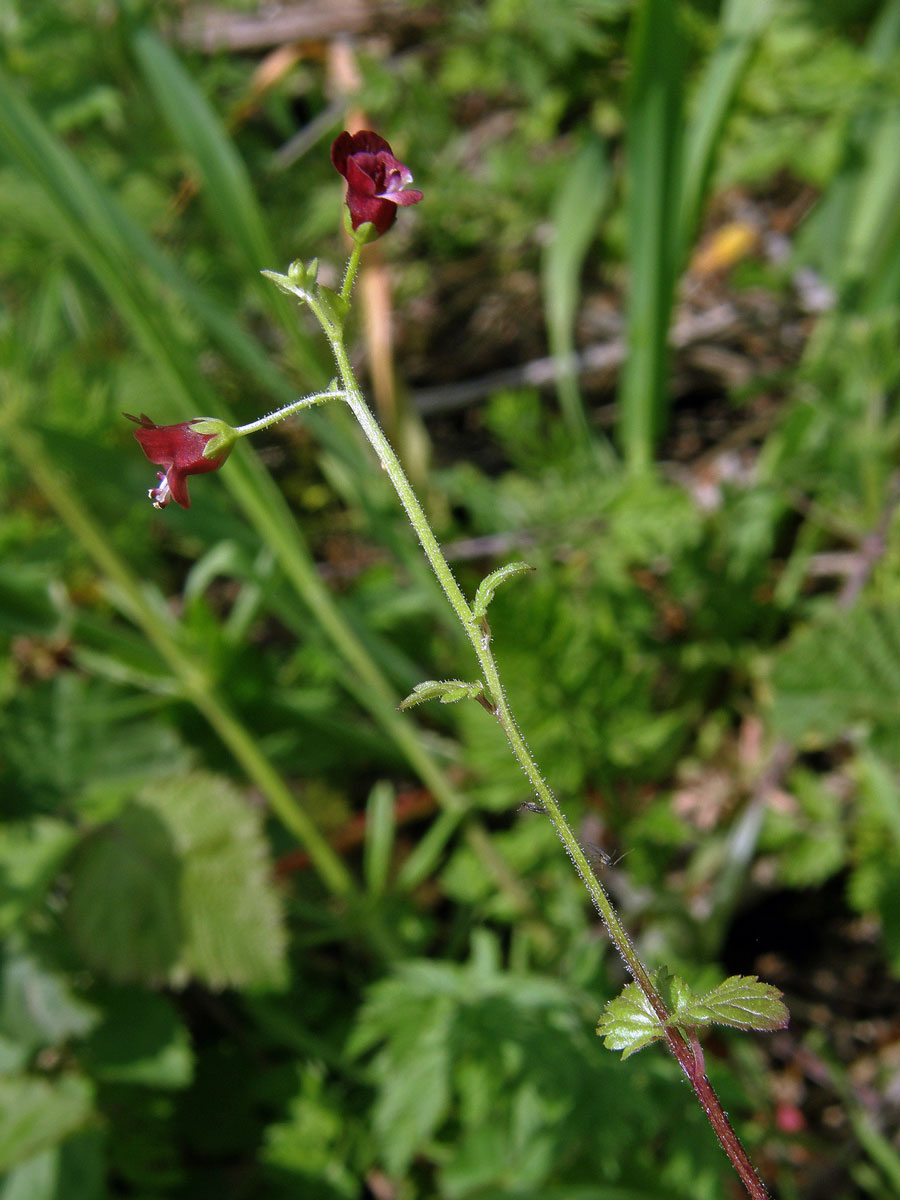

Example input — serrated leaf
[65,772,287,990]
[0,1074,93,1172]
[596,979,665,1058]
[144,772,288,990]
[690,975,789,1033]
[472,562,535,621]
[65,804,182,984]
[770,603,900,751]
[398,680,484,711]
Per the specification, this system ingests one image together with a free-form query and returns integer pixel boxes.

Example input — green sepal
[189,418,237,461]
[597,969,788,1059]
[472,561,535,621]
[398,679,485,711]
[343,207,380,244]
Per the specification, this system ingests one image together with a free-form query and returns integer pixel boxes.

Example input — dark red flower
[125,413,235,509]
[331,130,423,236]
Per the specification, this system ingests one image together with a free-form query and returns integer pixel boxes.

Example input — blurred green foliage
[3,0,900,1197]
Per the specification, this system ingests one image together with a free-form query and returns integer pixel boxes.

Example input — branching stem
[281,249,770,1200]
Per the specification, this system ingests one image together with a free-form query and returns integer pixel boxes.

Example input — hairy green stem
[295,247,770,1200]
[234,389,345,437]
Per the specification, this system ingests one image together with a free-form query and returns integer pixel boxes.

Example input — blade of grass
[132,27,326,379]
[678,0,770,258]
[541,134,612,454]
[619,0,686,473]
[363,781,396,896]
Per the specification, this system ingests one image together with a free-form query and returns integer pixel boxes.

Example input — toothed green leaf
[596,979,665,1058]
[689,975,789,1032]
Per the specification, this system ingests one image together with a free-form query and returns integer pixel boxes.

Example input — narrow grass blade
[678,0,770,257]
[619,0,686,472]
[802,0,900,306]
[541,135,611,449]
[131,28,325,378]
[363,781,397,896]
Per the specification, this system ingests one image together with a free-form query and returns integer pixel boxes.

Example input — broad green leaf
[65,805,182,985]
[82,989,192,1089]
[472,562,535,622]
[769,603,900,756]
[0,1074,93,1173]
[0,1133,104,1200]
[398,679,484,711]
[146,772,288,990]
[65,772,288,989]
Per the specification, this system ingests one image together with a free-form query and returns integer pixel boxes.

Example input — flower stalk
[311,247,770,1200]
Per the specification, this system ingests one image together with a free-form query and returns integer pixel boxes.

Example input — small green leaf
[314,284,350,329]
[690,975,789,1033]
[260,268,297,296]
[398,680,484,711]
[596,979,664,1058]
[472,562,535,621]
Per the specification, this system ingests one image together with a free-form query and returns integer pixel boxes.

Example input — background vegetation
[3,0,900,1196]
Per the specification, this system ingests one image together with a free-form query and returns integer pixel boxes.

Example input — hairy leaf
[398,679,484,710]
[688,976,788,1032]
[596,979,665,1058]
[472,562,535,622]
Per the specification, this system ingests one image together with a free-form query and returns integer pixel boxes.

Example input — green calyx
[190,418,238,461]
[343,207,380,245]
